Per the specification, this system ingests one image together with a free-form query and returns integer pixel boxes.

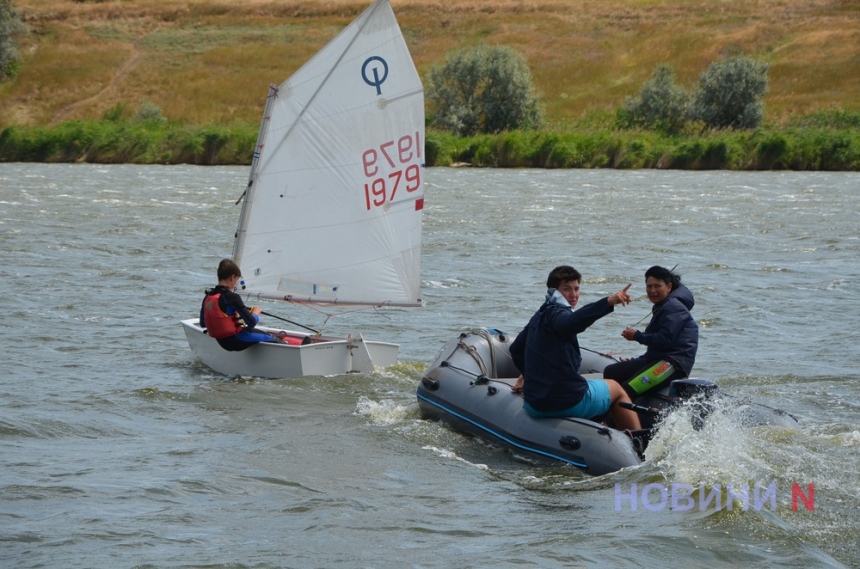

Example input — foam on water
[354,395,412,426]
[421,445,489,471]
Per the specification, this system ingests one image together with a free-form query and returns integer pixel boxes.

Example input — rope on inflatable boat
[474,328,498,375]
[456,336,490,378]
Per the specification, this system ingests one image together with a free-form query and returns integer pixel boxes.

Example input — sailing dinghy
[183,0,425,378]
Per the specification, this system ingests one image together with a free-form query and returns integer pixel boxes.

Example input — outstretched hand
[608,283,632,306]
[621,327,637,341]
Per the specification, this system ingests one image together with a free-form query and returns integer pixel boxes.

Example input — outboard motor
[670,378,718,430]
[669,378,718,399]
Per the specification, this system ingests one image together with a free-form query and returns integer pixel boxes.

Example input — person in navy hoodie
[603,265,699,397]
[509,265,641,431]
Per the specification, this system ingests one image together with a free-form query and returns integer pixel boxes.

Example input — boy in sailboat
[199,259,278,351]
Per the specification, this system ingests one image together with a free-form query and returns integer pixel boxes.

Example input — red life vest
[202,292,244,339]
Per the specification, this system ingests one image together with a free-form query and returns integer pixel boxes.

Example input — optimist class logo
[362,56,389,95]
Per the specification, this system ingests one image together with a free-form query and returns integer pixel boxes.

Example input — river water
[2,163,858,568]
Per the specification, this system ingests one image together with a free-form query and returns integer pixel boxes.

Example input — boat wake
[646,395,762,481]
[421,446,491,471]
[354,395,412,426]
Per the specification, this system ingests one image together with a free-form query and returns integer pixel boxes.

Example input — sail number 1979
[362,132,422,211]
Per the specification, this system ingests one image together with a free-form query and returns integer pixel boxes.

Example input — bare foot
[511,374,524,393]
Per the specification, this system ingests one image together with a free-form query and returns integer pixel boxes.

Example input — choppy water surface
[1,164,858,568]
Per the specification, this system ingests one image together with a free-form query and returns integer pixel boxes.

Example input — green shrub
[426,44,543,136]
[0,0,25,81]
[788,109,860,130]
[102,102,130,122]
[753,132,789,169]
[691,57,769,129]
[620,64,690,134]
[134,100,166,123]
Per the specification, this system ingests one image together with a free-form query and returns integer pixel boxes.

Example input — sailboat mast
[232,84,279,263]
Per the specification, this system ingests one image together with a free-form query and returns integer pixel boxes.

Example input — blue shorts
[235,330,276,344]
[524,379,611,419]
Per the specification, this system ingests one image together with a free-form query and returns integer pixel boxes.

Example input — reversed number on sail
[362,133,422,210]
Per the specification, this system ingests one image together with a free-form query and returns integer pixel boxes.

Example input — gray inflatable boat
[417,329,798,476]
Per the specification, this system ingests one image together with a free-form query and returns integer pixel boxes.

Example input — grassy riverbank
[1,0,858,168]
[429,121,860,170]
[2,115,858,169]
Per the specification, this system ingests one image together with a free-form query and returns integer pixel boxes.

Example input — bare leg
[605,379,642,431]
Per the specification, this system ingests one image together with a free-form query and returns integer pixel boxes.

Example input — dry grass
[2,0,858,126]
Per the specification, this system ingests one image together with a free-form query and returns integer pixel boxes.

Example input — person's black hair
[645,265,681,289]
[546,265,582,289]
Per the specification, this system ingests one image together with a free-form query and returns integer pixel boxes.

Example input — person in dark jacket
[603,265,698,396]
[199,258,277,351]
[509,265,641,431]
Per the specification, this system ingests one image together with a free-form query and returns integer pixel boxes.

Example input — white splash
[354,396,410,426]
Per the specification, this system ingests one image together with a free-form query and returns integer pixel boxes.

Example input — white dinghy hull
[182,319,398,378]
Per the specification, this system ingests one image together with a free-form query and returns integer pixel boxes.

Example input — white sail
[233,0,424,307]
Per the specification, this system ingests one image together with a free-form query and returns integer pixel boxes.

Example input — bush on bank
[0,120,257,164]
[427,127,860,170]
[1,119,858,170]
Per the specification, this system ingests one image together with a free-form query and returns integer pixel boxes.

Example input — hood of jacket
[544,288,573,310]
[667,282,695,311]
